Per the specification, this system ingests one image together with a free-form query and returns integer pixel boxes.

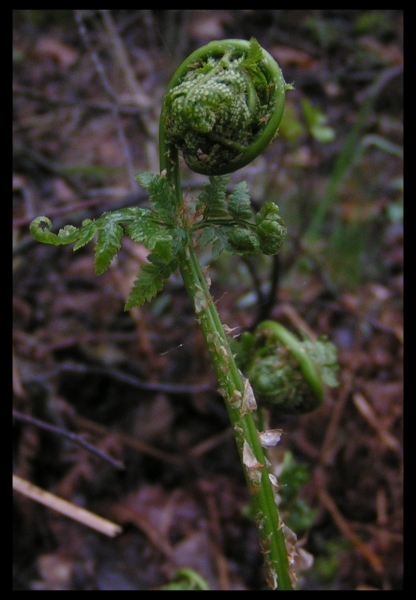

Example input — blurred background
[13,10,403,590]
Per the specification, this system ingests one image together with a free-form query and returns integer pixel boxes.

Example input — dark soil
[13,10,403,590]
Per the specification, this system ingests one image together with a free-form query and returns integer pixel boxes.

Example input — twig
[74,10,137,189]
[21,361,213,396]
[73,414,183,466]
[13,474,122,537]
[100,10,150,106]
[13,409,124,470]
[314,469,383,574]
[99,9,159,173]
[13,84,149,116]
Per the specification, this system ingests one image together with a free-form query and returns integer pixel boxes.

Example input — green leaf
[228,181,253,220]
[302,336,339,388]
[240,38,269,97]
[212,233,228,259]
[57,225,81,243]
[227,226,260,256]
[126,216,173,259]
[255,202,287,255]
[73,219,97,251]
[124,254,178,309]
[98,207,145,223]
[123,211,153,244]
[94,219,123,275]
[198,226,218,248]
[198,225,229,259]
[246,37,263,66]
[30,217,80,246]
[30,208,147,251]
[135,172,175,218]
[196,175,229,221]
[194,59,215,74]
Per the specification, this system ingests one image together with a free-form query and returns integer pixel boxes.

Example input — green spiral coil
[160,38,288,176]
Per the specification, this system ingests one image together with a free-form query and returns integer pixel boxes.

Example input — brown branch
[314,469,383,574]
[13,84,148,116]
[13,474,122,537]
[13,409,125,470]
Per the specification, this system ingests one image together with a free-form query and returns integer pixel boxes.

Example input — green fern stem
[29,38,295,590]
[160,39,293,590]
[177,234,292,591]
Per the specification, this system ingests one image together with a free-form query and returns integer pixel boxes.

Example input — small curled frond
[255,202,286,255]
[160,38,288,176]
[29,196,179,280]
[234,321,339,414]
[191,175,286,259]
[30,216,80,246]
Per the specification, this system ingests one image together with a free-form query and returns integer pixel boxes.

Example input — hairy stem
[160,151,293,592]
[178,226,292,591]
[157,39,295,590]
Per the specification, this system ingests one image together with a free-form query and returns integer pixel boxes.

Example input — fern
[30,175,187,308]
[228,181,253,221]
[195,175,229,221]
[125,253,179,309]
[72,219,98,251]
[30,170,284,308]
[126,218,174,261]
[195,177,273,258]
[30,217,80,246]
[29,39,308,590]
[240,38,269,98]
[242,37,264,68]
[94,219,124,275]
[198,225,217,249]
[135,172,176,220]
[199,225,231,259]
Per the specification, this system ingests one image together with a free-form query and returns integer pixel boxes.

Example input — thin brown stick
[13,410,124,470]
[13,474,122,537]
[13,84,148,115]
[74,10,137,189]
[314,470,383,574]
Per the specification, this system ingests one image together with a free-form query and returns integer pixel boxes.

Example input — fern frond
[196,176,229,221]
[124,254,178,309]
[135,172,175,219]
[73,219,97,251]
[228,181,253,221]
[242,38,263,68]
[240,38,269,96]
[30,217,81,246]
[199,225,230,259]
[94,220,123,275]
[127,212,188,263]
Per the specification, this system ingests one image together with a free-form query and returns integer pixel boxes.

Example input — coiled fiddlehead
[235,321,339,414]
[160,38,288,176]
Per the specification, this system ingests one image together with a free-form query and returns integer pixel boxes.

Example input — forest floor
[13,10,403,590]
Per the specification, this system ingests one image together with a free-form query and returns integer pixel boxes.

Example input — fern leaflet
[125,253,179,309]
[94,220,123,275]
[135,172,175,220]
[228,181,253,220]
[196,175,229,221]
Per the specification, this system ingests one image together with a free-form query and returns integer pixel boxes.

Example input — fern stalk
[30,38,338,590]
[159,39,293,590]
[176,237,293,590]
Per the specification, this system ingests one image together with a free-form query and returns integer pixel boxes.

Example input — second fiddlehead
[234,321,339,415]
